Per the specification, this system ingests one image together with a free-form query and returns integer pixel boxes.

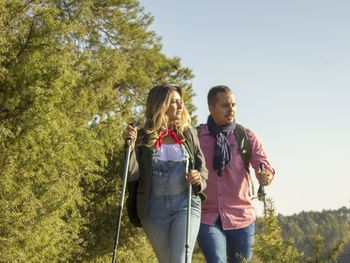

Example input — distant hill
[276,206,350,262]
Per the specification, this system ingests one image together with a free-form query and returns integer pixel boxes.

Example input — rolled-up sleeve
[246,128,275,175]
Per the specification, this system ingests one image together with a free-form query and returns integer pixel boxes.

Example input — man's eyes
[222,103,235,107]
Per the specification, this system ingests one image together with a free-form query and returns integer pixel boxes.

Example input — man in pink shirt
[197,85,274,263]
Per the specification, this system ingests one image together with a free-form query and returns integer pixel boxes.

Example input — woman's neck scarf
[207,115,236,176]
[155,129,182,149]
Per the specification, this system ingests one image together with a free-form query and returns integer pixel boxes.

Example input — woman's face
[165,91,183,125]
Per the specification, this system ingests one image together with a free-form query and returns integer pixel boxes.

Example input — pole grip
[257,163,266,201]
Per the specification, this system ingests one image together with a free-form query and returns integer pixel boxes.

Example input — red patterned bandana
[155,129,182,149]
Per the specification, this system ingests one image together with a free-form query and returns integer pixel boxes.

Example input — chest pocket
[227,139,245,172]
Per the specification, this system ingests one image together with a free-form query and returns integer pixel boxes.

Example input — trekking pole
[185,158,192,263]
[111,135,133,263]
[258,163,267,217]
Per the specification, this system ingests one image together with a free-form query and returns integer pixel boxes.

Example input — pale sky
[140,0,350,215]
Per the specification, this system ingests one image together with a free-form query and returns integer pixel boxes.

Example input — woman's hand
[124,124,137,149]
[186,169,201,185]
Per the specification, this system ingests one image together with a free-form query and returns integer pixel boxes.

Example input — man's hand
[255,165,274,186]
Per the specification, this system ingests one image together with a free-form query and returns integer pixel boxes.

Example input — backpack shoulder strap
[234,124,251,173]
[196,123,204,137]
[234,123,255,195]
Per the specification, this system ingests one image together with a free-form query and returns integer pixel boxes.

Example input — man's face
[209,91,236,126]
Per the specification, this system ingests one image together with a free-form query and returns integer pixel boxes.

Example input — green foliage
[253,200,302,263]
[251,201,347,263]
[303,234,344,263]
[278,207,350,263]
[0,0,195,261]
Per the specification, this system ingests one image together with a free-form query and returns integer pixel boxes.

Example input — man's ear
[208,104,214,114]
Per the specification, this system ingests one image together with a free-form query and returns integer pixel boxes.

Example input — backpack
[233,124,252,173]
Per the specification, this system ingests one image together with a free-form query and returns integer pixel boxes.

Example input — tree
[0,0,195,261]
[253,200,301,263]
[277,207,350,262]
[303,233,344,263]
[252,201,346,263]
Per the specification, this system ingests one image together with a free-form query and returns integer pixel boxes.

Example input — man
[197,85,275,263]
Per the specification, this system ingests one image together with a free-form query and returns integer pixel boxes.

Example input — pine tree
[0,0,195,261]
[253,199,301,263]
[252,200,345,263]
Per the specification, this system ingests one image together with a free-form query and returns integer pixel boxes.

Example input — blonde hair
[141,84,191,146]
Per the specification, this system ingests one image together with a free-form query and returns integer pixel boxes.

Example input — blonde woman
[124,84,208,263]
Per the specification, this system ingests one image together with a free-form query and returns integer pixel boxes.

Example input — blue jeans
[142,194,201,263]
[197,218,255,263]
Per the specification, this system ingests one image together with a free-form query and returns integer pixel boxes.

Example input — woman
[124,84,208,263]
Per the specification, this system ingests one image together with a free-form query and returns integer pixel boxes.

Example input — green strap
[233,124,251,172]
[233,124,255,196]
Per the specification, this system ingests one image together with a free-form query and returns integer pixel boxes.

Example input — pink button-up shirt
[199,124,274,230]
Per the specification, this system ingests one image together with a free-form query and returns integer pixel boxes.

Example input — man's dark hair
[207,85,232,105]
